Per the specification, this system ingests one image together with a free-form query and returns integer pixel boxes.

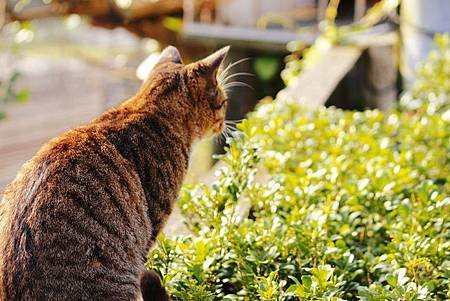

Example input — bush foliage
[147,37,450,300]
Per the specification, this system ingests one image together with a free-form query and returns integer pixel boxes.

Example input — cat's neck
[103,98,194,166]
[125,89,199,140]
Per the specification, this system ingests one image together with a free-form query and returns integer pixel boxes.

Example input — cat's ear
[156,46,183,66]
[201,46,230,78]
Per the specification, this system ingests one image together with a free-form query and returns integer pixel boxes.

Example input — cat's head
[142,46,230,139]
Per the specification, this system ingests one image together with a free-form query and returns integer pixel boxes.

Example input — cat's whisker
[227,125,242,139]
[223,81,253,88]
[220,72,255,86]
[223,119,245,139]
[222,127,231,142]
[218,57,251,81]
[223,131,229,141]
[219,123,234,142]
[225,124,237,139]
[225,118,245,125]
[223,82,254,91]
[218,57,252,82]
[224,123,238,131]
[220,123,230,138]
[216,131,226,143]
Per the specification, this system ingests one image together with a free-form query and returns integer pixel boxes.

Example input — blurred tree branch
[6,4,66,22]
[5,0,188,45]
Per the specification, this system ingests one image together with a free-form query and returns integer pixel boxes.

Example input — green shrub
[147,37,450,300]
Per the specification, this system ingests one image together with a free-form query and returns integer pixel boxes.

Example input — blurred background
[0,0,449,191]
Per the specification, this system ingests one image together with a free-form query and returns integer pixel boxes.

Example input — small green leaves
[0,71,29,120]
[256,271,286,300]
[147,35,450,300]
[386,268,409,288]
[285,266,344,299]
[385,273,398,287]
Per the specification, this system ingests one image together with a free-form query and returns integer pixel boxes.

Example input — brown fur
[0,46,230,300]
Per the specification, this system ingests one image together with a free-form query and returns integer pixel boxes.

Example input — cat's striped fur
[0,46,230,300]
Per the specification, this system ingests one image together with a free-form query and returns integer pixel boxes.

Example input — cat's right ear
[200,46,230,78]
[156,46,183,66]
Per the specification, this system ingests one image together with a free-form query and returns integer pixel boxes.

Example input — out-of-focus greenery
[282,0,400,85]
[0,71,29,120]
[254,56,280,82]
[147,37,450,300]
[400,34,450,116]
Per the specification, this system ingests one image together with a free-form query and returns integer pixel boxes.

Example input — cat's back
[0,125,151,300]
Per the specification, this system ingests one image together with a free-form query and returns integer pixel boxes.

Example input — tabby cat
[0,46,230,300]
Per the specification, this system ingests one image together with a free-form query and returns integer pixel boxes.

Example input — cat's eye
[211,100,226,110]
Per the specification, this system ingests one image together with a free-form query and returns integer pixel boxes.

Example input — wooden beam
[183,22,317,51]
[7,0,184,24]
[7,4,67,22]
[52,0,114,18]
[124,0,183,20]
[278,46,362,109]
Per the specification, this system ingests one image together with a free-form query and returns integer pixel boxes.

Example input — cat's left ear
[156,46,183,66]
[201,46,230,78]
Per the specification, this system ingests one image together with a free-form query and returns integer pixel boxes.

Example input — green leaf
[386,273,397,287]
[16,90,30,103]
[162,17,183,33]
[301,275,312,290]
